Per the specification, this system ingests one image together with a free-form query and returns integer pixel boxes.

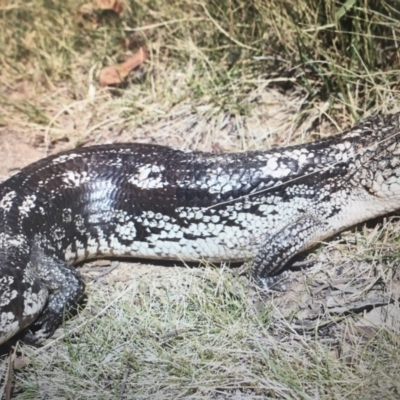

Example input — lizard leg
[22,246,85,344]
[252,215,326,290]
[0,267,48,345]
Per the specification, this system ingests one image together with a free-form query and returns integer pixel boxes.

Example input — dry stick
[91,262,121,282]
[4,351,13,400]
[159,328,191,340]
[118,366,130,400]
[125,18,205,32]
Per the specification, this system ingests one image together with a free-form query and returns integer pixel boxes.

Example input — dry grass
[1,0,400,398]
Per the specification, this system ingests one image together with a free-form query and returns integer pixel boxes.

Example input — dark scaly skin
[1,113,400,344]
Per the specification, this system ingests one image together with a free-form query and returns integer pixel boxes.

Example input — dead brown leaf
[94,0,123,15]
[99,48,148,87]
[79,0,123,16]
